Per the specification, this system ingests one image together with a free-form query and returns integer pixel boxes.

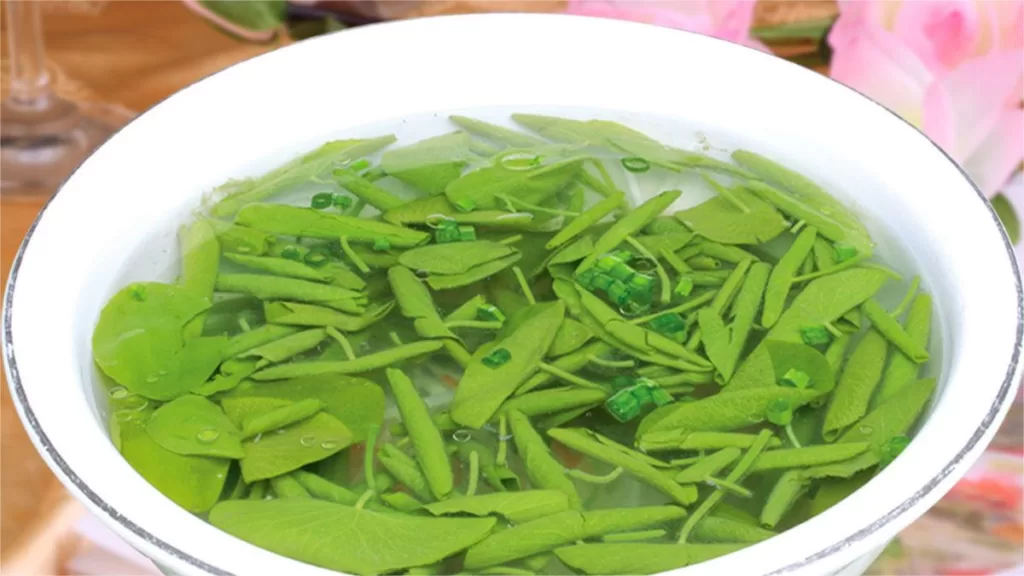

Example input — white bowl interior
[6,14,1021,576]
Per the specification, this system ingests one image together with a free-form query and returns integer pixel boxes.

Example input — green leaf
[727,341,835,394]
[239,328,326,368]
[178,219,219,300]
[823,330,887,440]
[249,340,444,380]
[548,318,594,357]
[208,499,496,575]
[554,542,745,575]
[235,203,429,247]
[507,410,582,509]
[733,149,872,253]
[211,137,396,217]
[676,187,787,245]
[637,387,822,438]
[226,374,385,442]
[546,428,697,506]
[118,410,229,513]
[387,368,453,499]
[578,189,682,273]
[399,241,517,275]
[445,156,584,210]
[450,116,545,148]
[235,410,353,482]
[426,252,523,291]
[382,195,534,229]
[452,302,565,428]
[511,114,751,178]
[699,262,770,380]
[263,301,395,332]
[501,388,607,417]
[876,294,931,405]
[382,132,477,195]
[424,490,571,524]
[463,507,688,569]
[749,443,870,472]
[803,378,936,479]
[765,268,889,343]
[690,516,775,544]
[146,395,244,458]
[992,193,1020,244]
[92,283,225,400]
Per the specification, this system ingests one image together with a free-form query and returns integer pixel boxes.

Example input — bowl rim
[4,12,1022,576]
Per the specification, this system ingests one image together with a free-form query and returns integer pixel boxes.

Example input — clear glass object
[1,1,133,198]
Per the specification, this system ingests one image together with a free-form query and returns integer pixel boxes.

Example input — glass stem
[6,0,53,110]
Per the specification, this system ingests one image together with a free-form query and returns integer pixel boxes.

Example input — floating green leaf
[209,499,495,575]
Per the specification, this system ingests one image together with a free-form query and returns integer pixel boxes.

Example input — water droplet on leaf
[452,429,472,443]
[108,386,129,399]
[300,435,316,447]
[321,440,338,450]
[197,428,220,443]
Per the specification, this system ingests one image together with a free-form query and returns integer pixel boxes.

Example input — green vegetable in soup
[92,113,938,575]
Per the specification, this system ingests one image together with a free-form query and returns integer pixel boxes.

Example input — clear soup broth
[93,109,942,576]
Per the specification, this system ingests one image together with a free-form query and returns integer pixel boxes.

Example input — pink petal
[922,50,1024,160]
[980,0,1024,55]
[829,19,935,125]
[961,106,1024,198]
[892,0,981,71]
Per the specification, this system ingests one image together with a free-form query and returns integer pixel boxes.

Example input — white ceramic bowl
[5,13,1022,576]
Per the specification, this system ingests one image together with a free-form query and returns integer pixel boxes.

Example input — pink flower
[829,0,1023,197]
[564,0,768,51]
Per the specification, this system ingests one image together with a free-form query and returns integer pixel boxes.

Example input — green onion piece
[333,194,354,209]
[303,247,330,268]
[280,246,302,261]
[311,192,334,210]
[833,243,859,263]
[779,369,811,389]
[800,325,832,346]
[483,348,511,368]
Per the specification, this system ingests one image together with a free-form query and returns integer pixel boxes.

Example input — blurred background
[1,1,1021,574]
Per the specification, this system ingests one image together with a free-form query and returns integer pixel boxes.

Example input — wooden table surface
[0,0,833,571]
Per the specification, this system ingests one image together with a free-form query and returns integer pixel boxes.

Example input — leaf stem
[340,236,370,274]
[538,362,606,391]
[496,414,509,467]
[512,266,536,305]
[890,275,920,317]
[625,235,672,305]
[567,466,624,484]
[466,450,480,497]
[782,423,803,449]
[498,234,523,245]
[364,424,380,494]
[629,291,716,325]
[325,326,356,360]
[587,355,635,368]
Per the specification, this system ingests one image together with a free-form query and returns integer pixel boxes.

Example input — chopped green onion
[311,192,334,210]
[780,368,811,389]
[800,325,832,346]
